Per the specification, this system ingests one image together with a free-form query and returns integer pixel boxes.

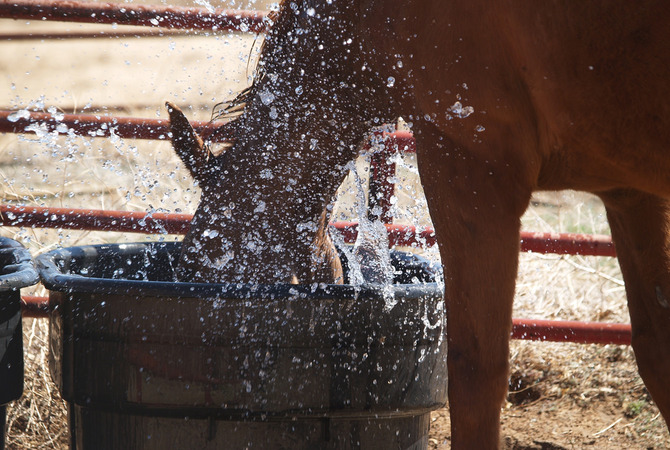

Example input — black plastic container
[0,238,39,450]
[37,242,446,450]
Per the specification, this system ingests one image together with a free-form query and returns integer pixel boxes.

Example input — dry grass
[6,319,68,450]
[1,8,264,447]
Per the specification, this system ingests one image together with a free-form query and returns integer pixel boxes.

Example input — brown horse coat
[170,1,670,447]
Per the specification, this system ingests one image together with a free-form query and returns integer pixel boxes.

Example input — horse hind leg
[600,189,670,424]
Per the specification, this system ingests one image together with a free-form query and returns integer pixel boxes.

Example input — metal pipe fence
[0,0,630,345]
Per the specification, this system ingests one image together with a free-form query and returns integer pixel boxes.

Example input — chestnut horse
[168,1,670,447]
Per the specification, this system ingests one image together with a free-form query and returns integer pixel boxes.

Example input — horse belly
[360,1,670,196]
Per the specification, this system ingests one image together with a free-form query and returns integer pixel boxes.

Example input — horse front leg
[600,189,670,424]
[415,122,532,448]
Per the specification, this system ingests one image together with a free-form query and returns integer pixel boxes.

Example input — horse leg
[414,122,532,448]
[600,189,670,423]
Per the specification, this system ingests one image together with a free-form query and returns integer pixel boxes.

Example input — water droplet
[254,201,267,213]
[47,106,64,121]
[193,0,215,14]
[203,229,219,238]
[386,76,395,88]
[259,90,275,105]
[448,101,474,118]
[7,110,30,122]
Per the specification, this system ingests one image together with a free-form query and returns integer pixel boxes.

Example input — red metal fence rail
[0,204,616,257]
[0,29,196,40]
[5,205,628,344]
[0,109,231,141]
[0,0,630,345]
[0,0,269,32]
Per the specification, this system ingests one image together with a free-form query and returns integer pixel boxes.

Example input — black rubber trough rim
[35,241,442,300]
[0,237,39,291]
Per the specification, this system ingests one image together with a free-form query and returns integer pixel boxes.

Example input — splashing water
[447,101,474,119]
[7,109,30,123]
[193,0,216,14]
[342,160,397,309]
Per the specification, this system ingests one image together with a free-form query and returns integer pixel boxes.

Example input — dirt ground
[2,2,670,449]
[431,341,670,449]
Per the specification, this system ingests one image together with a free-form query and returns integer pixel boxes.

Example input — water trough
[37,241,446,449]
[0,237,39,450]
